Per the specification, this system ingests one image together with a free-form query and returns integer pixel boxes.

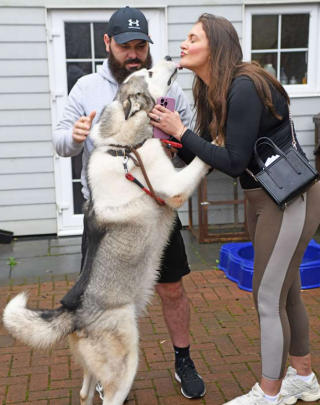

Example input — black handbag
[246,106,319,210]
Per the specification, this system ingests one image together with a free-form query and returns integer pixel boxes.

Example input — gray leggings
[244,181,320,380]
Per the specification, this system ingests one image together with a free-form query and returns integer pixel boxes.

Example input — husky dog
[3,58,209,405]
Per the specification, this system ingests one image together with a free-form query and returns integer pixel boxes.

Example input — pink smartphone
[153,97,175,139]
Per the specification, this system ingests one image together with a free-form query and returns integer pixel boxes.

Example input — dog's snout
[164,55,172,61]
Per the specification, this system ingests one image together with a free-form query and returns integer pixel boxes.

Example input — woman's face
[180,22,210,74]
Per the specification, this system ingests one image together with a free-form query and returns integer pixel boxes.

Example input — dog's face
[116,58,178,120]
[91,58,178,148]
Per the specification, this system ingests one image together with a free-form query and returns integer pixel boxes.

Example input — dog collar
[107,149,131,157]
[108,140,145,151]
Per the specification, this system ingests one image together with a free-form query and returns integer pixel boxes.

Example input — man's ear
[104,34,111,53]
[123,96,141,120]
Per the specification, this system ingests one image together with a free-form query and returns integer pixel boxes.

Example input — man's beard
[108,47,153,84]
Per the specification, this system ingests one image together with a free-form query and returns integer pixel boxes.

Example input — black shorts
[80,214,190,284]
[157,215,190,283]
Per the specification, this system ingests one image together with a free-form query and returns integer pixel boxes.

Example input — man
[53,6,205,399]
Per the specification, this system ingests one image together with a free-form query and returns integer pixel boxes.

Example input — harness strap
[160,139,183,155]
[125,174,165,205]
[107,139,182,207]
[129,147,166,206]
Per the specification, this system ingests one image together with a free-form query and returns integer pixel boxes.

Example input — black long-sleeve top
[178,76,305,189]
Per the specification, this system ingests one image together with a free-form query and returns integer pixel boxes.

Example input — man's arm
[53,81,95,157]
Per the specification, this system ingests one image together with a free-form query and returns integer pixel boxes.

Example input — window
[244,5,320,96]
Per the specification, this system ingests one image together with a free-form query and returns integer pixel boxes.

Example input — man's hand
[72,111,96,143]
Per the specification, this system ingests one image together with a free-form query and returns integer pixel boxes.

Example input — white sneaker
[281,366,320,404]
[224,383,284,405]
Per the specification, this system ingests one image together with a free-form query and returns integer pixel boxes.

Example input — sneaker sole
[285,390,320,405]
[174,372,206,399]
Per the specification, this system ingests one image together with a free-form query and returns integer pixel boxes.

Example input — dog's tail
[3,292,75,350]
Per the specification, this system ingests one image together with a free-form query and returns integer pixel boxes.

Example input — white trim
[251,49,308,53]
[164,6,168,57]
[244,3,319,97]
[241,3,246,46]
[45,5,167,10]
[244,0,320,4]
[57,229,83,237]
[277,14,281,78]
[90,22,95,74]
[289,93,320,99]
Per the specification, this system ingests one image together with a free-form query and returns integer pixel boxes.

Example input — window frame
[243,4,319,97]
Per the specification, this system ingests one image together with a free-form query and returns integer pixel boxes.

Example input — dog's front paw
[166,194,185,209]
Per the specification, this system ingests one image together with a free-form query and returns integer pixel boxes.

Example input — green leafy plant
[7,257,18,267]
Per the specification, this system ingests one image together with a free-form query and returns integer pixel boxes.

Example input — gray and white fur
[3,58,210,405]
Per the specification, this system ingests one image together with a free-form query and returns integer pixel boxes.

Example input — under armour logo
[128,19,140,27]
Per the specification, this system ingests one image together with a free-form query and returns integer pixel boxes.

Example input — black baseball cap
[107,6,153,45]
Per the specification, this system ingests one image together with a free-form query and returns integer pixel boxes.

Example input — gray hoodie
[53,59,192,199]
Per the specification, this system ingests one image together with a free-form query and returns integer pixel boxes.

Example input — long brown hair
[193,13,290,144]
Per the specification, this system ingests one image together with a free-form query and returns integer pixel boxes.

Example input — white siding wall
[291,97,320,166]
[0,7,57,236]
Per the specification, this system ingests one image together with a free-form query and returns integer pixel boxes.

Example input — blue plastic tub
[219,240,320,291]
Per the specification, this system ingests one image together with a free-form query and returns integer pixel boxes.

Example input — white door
[47,8,167,236]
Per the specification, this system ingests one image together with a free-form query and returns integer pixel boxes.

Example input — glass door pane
[281,14,309,49]
[252,15,278,50]
[67,62,92,93]
[252,52,278,77]
[65,23,92,58]
[94,22,109,58]
[280,52,308,84]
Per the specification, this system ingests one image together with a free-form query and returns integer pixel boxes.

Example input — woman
[149,13,320,405]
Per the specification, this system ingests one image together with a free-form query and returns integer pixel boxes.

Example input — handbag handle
[254,138,287,170]
[246,103,297,180]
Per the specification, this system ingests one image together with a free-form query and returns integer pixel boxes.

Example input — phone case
[153,97,176,140]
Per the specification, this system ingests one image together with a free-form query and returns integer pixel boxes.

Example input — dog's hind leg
[100,344,138,405]
[69,334,97,405]
[72,308,139,405]
[98,325,139,405]
[80,372,96,405]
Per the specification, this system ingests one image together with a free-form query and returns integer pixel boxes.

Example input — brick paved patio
[1,269,320,405]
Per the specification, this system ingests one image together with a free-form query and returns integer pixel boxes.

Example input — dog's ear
[123,96,141,120]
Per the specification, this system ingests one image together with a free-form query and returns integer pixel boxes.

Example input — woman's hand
[148,105,187,142]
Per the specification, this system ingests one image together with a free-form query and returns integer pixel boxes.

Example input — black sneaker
[175,357,206,399]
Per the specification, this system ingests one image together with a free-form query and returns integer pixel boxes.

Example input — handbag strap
[288,104,297,149]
